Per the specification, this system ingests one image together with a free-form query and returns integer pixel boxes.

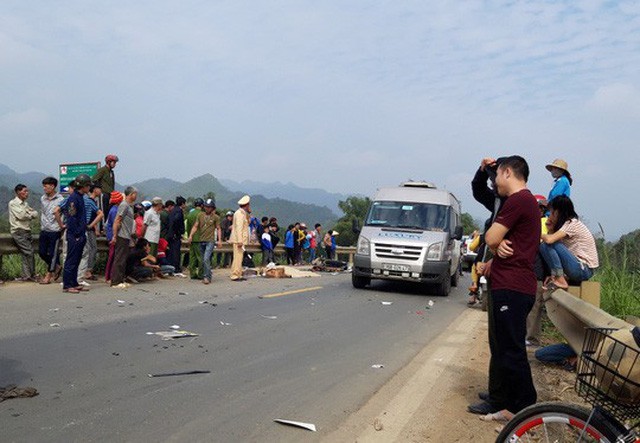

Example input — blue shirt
[284,231,294,248]
[84,194,100,224]
[106,205,118,241]
[65,191,87,238]
[548,176,571,203]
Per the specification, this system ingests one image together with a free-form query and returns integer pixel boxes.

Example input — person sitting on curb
[539,195,599,290]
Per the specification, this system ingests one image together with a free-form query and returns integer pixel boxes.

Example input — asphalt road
[0,270,470,442]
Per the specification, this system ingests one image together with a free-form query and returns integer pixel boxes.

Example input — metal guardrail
[545,288,632,353]
[0,233,356,266]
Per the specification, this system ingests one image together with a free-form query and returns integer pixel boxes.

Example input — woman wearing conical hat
[546,159,572,205]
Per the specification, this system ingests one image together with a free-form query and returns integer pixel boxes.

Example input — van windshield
[365,201,449,231]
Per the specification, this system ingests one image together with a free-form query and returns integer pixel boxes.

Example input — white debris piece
[371,364,384,369]
[274,419,317,432]
[49,323,60,328]
[170,325,181,330]
[260,315,278,320]
[381,301,393,306]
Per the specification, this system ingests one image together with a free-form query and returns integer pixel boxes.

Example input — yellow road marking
[259,286,323,299]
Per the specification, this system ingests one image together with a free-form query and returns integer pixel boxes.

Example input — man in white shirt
[9,184,38,281]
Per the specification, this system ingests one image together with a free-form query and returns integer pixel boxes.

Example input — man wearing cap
[188,199,221,284]
[93,154,118,212]
[186,198,204,279]
[9,184,38,281]
[142,197,163,257]
[229,195,251,281]
[546,159,572,205]
[62,175,90,293]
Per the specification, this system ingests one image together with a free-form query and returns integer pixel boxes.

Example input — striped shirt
[84,195,100,224]
[560,218,599,268]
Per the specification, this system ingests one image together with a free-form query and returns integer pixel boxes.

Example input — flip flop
[63,288,81,294]
[480,410,514,422]
[75,286,90,292]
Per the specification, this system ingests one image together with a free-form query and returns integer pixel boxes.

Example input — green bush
[594,243,640,318]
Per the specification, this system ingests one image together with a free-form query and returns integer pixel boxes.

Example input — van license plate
[382,263,410,272]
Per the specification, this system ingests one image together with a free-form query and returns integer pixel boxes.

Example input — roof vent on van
[401,181,437,189]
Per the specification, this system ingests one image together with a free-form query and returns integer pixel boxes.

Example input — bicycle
[496,327,640,442]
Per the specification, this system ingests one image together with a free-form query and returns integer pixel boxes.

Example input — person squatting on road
[468,155,539,421]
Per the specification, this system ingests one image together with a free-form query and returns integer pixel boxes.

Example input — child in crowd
[157,238,176,275]
[261,224,274,265]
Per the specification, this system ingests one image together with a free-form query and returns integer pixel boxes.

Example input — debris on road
[219,321,231,326]
[381,301,393,306]
[274,419,317,432]
[371,364,384,369]
[48,308,59,312]
[153,330,199,340]
[373,417,384,431]
[178,292,188,295]
[170,325,181,330]
[49,323,60,328]
[260,315,278,320]
[427,300,435,309]
[0,385,39,402]
[147,370,211,378]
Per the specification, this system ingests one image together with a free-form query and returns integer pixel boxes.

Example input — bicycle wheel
[496,402,622,442]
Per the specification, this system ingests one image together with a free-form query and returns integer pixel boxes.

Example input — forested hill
[0,164,339,229]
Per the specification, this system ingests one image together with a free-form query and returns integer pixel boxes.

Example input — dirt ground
[325,305,585,442]
[405,305,584,442]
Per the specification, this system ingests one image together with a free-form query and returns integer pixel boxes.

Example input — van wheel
[451,269,459,288]
[352,273,370,289]
[437,274,451,296]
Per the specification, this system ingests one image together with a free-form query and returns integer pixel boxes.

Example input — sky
[1,1,639,240]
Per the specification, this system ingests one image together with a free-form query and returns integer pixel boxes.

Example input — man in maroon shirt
[468,155,540,418]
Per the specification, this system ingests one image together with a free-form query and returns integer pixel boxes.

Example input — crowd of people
[465,156,599,423]
[5,154,340,289]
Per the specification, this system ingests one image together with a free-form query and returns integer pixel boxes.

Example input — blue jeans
[308,248,316,263]
[200,242,215,280]
[539,242,593,282]
[534,343,576,364]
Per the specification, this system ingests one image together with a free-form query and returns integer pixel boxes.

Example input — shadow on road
[0,357,31,386]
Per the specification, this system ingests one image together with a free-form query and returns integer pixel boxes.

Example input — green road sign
[59,162,100,192]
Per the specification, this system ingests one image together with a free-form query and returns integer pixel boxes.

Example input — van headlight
[426,242,442,261]
[357,236,370,256]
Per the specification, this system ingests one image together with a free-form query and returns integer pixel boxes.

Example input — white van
[352,181,463,296]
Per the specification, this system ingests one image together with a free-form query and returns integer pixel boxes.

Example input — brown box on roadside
[567,281,601,308]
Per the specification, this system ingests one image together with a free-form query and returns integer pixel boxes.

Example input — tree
[333,196,372,246]
[461,212,479,235]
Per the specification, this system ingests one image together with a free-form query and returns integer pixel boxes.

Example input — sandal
[63,288,81,293]
[480,410,514,422]
[75,286,90,292]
